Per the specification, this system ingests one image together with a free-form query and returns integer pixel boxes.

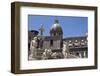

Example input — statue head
[33,37,38,41]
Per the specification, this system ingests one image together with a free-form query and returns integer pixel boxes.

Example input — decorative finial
[54,17,59,23]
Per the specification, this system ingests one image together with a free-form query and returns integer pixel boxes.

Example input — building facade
[63,36,88,58]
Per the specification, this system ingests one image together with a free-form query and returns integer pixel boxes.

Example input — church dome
[50,19,63,36]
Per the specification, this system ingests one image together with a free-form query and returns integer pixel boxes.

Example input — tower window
[53,33,56,36]
[50,40,53,46]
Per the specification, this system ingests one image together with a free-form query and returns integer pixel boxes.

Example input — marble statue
[62,42,69,58]
[29,37,38,59]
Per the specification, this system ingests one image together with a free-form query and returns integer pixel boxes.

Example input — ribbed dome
[50,19,63,35]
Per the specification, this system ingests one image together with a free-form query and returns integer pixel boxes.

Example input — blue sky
[28,15,88,38]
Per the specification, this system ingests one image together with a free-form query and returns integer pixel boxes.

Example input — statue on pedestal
[29,37,38,60]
